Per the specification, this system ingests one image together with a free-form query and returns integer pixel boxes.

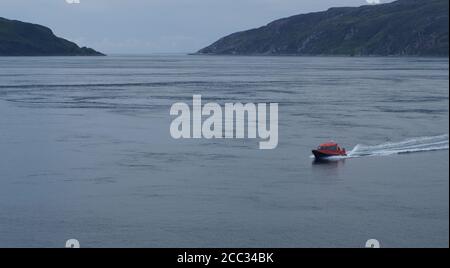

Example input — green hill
[197,0,449,56]
[0,17,104,56]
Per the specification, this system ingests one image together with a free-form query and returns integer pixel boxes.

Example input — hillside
[197,0,449,56]
[0,17,104,56]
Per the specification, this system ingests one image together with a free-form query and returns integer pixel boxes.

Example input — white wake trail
[347,134,449,158]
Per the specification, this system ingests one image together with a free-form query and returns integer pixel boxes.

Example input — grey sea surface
[0,55,448,248]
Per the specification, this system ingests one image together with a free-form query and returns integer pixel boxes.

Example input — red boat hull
[312,149,346,159]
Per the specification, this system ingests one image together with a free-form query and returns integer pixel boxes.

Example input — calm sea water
[0,55,448,248]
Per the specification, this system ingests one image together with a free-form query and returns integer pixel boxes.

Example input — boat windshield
[318,145,338,151]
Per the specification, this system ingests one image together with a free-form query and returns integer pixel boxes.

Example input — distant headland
[0,17,104,56]
[197,0,449,57]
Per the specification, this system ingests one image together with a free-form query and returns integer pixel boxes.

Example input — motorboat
[312,142,347,159]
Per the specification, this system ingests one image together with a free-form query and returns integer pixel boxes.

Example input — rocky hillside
[197,0,449,56]
[0,17,104,56]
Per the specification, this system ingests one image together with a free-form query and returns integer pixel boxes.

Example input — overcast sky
[1,0,393,54]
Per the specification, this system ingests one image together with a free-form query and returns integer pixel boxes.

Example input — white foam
[347,134,449,158]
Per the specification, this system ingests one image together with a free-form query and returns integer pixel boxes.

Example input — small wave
[0,81,211,89]
[347,134,449,158]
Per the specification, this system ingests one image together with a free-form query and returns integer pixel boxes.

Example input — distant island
[0,17,104,56]
[197,0,449,56]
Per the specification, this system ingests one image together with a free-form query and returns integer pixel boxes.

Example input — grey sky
[1,0,392,54]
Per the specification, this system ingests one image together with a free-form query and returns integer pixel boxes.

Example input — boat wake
[347,134,449,158]
[311,134,449,160]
